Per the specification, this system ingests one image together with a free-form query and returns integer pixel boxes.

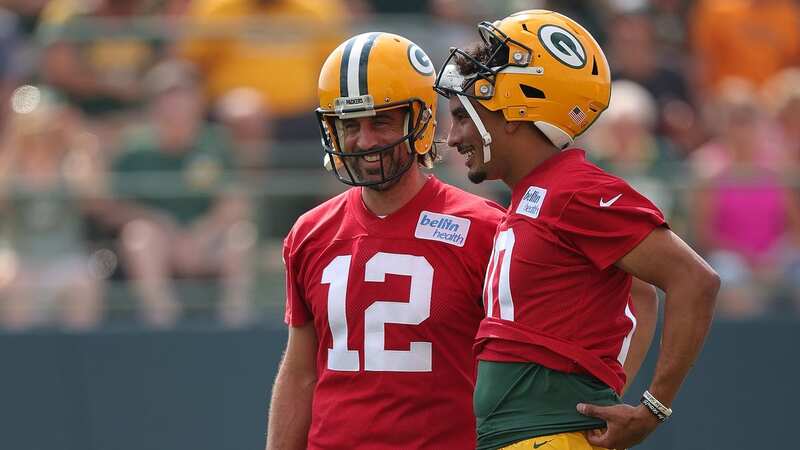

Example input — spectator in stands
[214,87,272,177]
[690,80,800,318]
[609,12,691,104]
[689,0,800,101]
[607,11,703,156]
[691,78,786,178]
[214,87,274,245]
[762,68,800,171]
[37,0,164,148]
[178,0,346,141]
[0,86,104,330]
[645,0,690,63]
[580,80,686,228]
[106,60,254,328]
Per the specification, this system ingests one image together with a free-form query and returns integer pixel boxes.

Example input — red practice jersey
[283,176,503,449]
[476,149,666,394]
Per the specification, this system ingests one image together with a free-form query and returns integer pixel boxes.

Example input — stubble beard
[467,166,487,184]
[366,174,403,192]
[359,146,411,191]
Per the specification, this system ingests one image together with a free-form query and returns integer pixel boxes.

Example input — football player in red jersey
[435,10,720,450]
[264,33,508,449]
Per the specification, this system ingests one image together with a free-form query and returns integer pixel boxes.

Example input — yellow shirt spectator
[180,0,346,118]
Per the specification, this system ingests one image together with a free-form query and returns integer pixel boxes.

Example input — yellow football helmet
[316,32,437,186]
[434,9,611,149]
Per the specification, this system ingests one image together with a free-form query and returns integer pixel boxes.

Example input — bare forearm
[581,229,720,449]
[191,195,248,237]
[648,274,718,406]
[266,368,315,450]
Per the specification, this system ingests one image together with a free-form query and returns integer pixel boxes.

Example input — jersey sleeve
[283,231,312,326]
[555,179,667,270]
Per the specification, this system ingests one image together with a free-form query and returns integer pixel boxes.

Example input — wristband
[641,390,672,422]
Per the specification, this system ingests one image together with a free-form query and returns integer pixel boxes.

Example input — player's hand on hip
[576,402,660,449]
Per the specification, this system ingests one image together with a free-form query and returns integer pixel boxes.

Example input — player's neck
[503,143,560,189]
[361,167,427,217]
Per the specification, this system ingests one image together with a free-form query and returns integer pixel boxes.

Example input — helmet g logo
[408,44,434,76]
[538,24,586,69]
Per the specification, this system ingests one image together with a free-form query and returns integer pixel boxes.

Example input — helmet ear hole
[520,84,545,99]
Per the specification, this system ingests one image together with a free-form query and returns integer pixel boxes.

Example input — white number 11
[321,252,433,372]
[485,228,516,320]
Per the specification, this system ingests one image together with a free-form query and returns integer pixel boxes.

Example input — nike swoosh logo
[599,193,622,207]
[533,440,552,449]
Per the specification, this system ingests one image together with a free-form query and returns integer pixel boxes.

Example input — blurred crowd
[1,0,799,331]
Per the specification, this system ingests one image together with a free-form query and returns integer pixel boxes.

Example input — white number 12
[321,252,433,372]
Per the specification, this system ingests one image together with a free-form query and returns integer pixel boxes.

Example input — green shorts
[475,360,621,450]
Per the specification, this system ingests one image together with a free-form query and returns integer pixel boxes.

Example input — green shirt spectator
[112,123,237,225]
[103,60,254,329]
